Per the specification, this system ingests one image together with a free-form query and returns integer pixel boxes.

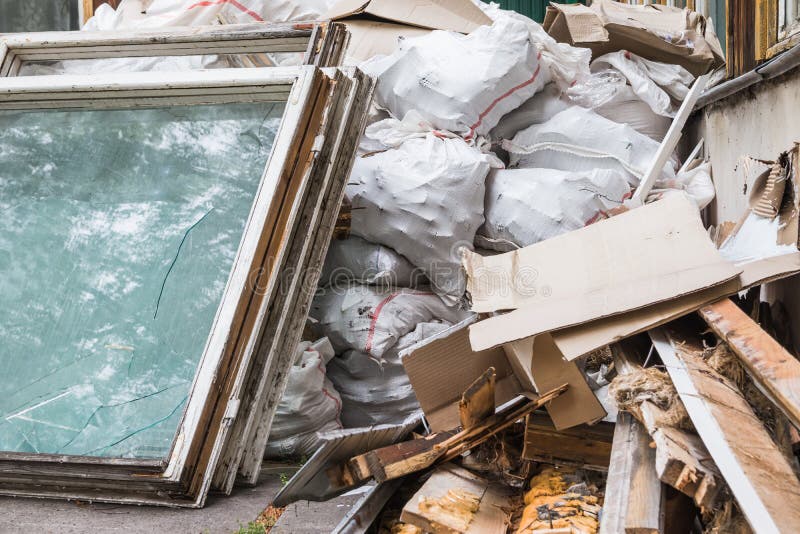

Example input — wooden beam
[346,384,568,483]
[650,325,800,533]
[698,298,800,430]
[600,412,665,534]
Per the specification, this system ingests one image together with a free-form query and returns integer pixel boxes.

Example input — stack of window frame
[0,23,372,507]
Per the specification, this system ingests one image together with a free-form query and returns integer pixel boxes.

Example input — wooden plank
[400,463,510,534]
[347,385,568,483]
[699,297,800,430]
[522,413,613,471]
[625,413,665,534]
[651,325,800,533]
[599,412,664,534]
[459,368,496,430]
[611,340,722,512]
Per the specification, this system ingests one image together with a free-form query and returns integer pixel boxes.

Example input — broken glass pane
[0,101,286,459]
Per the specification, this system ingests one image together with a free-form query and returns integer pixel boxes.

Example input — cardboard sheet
[465,195,741,352]
[543,0,724,77]
[401,318,520,432]
[341,20,430,63]
[327,0,491,34]
[504,335,606,430]
[402,319,605,431]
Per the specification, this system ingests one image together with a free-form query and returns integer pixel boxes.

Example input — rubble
[3,1,800,533]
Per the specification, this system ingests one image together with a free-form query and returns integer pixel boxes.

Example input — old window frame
[0,64,363,507]
[0,21,347,76]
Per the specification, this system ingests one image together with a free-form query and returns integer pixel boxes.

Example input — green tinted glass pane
[0,101,285,459]
[0,0,79,32]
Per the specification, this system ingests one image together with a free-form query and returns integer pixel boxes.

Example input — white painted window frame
[0,21,345,76]
[0,65,321,505]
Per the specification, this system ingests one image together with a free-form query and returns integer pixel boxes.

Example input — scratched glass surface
[0,102,285,459]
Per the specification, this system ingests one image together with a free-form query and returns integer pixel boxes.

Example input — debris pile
[2,0,800,532]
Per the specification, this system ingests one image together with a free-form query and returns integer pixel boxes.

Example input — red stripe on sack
[186,0,264,21]
[364,292,401,354]
[316,360,343,428]
[465,52,543,141]
[363,290,434,354]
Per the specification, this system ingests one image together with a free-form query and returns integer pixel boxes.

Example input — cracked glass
[0,101,285,459]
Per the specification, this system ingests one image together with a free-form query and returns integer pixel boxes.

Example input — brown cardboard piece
[341,20,430,63]
[543,0,724,77]
[327,0,491,34]
[401,318,605,432]
[505,335,606,430]
[465,195,741,352]
[549,152,800,361]
[401,318,521,432]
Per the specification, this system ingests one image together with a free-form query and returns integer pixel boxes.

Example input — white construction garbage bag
[475,1,591,91]
[86,0,333,30]
[327,322,450,428]
[361,16,549,139]
[592,51,695,110]
[505,106,677,187]
[264,338,342,459]
[320,236,424,288]
[567,51,694,141]
[649,161,716,210]
[347,127,492,301]
[479,168,632,250]
[310,285,470,358]
[490,83,572,142]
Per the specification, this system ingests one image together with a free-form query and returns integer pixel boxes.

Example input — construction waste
[3,0,800,532]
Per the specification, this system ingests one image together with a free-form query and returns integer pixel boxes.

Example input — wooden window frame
[0,21,347,76]
[0,64,371,507]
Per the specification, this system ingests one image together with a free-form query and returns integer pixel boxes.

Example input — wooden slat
[625,414,665,534]
[699,298,800,430]
[651,325,800,533]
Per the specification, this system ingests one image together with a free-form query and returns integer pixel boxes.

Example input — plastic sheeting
[347,125,492,302]
[310,285,469,359]
[320,236,424,289]
[479,167,632,250]
[264,338,342,459]
[327,322,450,428]
[86,0,334,30]
[0,102,284,458]
[361,16,549,139]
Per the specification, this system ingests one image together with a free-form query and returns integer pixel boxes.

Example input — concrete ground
[0,465,360,534]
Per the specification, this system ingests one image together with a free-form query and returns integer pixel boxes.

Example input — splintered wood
[608,341,722,512]
[651,325,800,533]
[516,467,601,534]
[401,464,510,534]
[345,384,568,484]
[699,298,800,430]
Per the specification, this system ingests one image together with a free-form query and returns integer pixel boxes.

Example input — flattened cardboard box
[401,317,605,432]
[327,0,491,33]
[465,194,742,352]
[543,0,724,77]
